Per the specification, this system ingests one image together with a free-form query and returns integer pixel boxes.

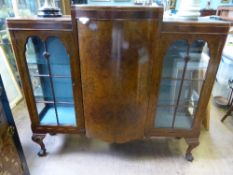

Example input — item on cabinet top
[176,0,201,20]
[37,0,62,17]
[200,9,217,17]
[216,5,233,22]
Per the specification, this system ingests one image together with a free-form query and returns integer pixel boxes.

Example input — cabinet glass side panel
[25,36,76,127]
[155,40,209,129]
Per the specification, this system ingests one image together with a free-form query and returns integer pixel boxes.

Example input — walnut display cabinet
[7,5,230,161]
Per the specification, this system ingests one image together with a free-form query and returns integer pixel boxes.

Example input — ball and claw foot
[37,148,47,157]
[185,137,199,162]
[32,133,47,157]
[49,133,56,136]
[185,153,194,162]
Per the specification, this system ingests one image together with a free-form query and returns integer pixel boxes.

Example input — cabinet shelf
[27,57,70,66]
[157,102,198,108]
[36,100,74,105]
[31,74,71,78]
[162,77,205,81]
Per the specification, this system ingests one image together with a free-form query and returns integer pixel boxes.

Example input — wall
[176,0,233,10]
[87,0,233,9]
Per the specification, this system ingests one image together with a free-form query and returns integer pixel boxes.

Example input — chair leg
[221,106,233,122]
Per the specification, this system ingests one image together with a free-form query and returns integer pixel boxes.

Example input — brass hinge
[21,162,26,172]
[7,125,15,136]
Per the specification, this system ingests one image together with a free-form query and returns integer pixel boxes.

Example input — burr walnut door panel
[77,19,159,143]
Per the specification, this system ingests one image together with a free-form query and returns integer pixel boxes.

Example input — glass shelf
[31,74,71,78]
[35,99,74,104]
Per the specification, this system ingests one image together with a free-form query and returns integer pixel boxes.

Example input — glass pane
[213,37,233,105]
[157,79,181,106]
[37,103,58,126]
[173,106,195,129]
[154,40,210,130]
[25,37,48,76]
[155,107,174,128]
[56,104,76,126]
[25,36,76,126]
[179,80,201,106]
[161,40,188,79]
[52,77,74,103]
[30,76,53,102]
[47,37,71,77]
[186,40,209,80]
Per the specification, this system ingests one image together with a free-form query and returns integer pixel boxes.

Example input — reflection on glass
[25,36,76,126]
[155,107,174,128]
[30,76,53,101]
[155,40,210,129]
[157,79,181,106]
[161,41,188,79]
[36,103,57,126]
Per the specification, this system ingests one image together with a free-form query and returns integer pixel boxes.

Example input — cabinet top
[7,16,72,31]
[71,5,163,20]
[6,5,230,35]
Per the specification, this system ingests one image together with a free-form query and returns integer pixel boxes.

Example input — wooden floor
[12,100,233,175]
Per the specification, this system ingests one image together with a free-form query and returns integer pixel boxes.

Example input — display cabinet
[7,17,85,156]
[7,5,230,161]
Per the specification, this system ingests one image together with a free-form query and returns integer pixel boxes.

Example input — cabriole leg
[32,133,47,157]
[185,137,199,162]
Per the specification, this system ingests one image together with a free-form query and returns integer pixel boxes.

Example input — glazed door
[0,76,30,175]
[25,36,76,126]
[146,34,225,136]
[154,40,210,129]
[12,30,84,133]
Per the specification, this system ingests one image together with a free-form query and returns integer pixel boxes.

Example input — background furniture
[0,75,29,175]
[7,5,229,161]
[221,80,233,122]
[0,39,22,108]
[200,9,216,16]
[217,5,233,21]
